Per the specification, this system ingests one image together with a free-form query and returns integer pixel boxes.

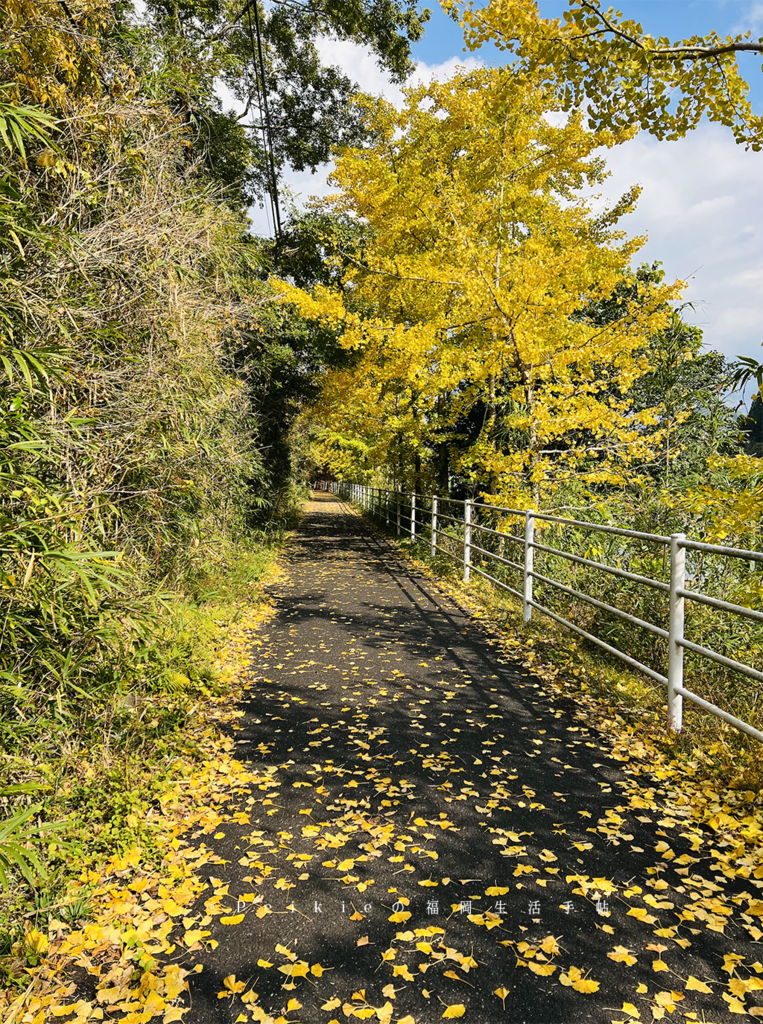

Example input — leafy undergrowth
[0,546,284,1023]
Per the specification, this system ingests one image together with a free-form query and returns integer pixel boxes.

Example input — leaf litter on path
[18,496,763,1024]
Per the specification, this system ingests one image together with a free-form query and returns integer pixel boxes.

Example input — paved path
[182,496,760,1024]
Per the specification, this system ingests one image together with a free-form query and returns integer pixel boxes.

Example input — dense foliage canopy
[452,0,763,150]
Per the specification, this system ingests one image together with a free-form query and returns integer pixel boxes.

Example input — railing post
[396,492,401,536]
[523,510,534,622]
[385,489,390,527]
[431,495,438,558]
[411,493,416,541]
[464,499,472,583]
[668,533,686,733]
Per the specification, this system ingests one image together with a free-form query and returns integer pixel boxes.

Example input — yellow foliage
[274,68,680,503]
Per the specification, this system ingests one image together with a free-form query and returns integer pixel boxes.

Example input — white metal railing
[329,481,763,743]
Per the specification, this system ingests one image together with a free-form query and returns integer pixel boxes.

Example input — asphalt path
[179,495,761,1024]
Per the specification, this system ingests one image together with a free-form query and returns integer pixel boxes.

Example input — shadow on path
[178,496,760,1024]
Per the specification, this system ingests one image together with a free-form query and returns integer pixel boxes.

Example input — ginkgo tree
[275,67,681,507]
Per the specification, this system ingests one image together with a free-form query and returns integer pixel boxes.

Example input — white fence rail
[329,481,763,743]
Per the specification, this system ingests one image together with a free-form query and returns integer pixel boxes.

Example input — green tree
[576,264,739,486]
[133,0,431,210]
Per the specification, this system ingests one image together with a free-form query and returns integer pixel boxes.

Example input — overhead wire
[244,0,282,238]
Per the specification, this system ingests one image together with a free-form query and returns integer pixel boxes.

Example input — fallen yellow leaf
[685,976,712,994]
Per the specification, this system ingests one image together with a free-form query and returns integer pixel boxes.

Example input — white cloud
[246,42,762,365]
[586,125,763,362]
[687,195,735,217]
[249,40,482,233]
[730,1,763,35]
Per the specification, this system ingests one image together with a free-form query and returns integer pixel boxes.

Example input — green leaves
[0,803,48,889]
[0,93,58,163]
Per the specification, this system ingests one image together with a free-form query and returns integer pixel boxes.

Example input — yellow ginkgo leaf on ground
[627,907,657,924]
[311,963,328,976]
[321,998,341,1011]
[398,1017,416,1024]
[560,966,581,986]
[257,959,273,969]
[279,961,309,978]
[223,976,245,993]
[442,1005,466,1018]
[607,946,637,966]
[392,965,415,981]
[494,987,509,1005]
[652,960,669,973]
[219,914,244,925]
[654,992,677,1007]
[528,963,556,976]
[486,886,509,896]
[286,999,302,1011]
[376,1003,394,1024]
[51,1003,89,1018]
[560,967,599,993]
[572,979,600,994]
[621,1002,640,1018]
[685,977,712,993]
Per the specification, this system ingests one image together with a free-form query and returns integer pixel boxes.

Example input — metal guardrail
[329,481,763,743]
